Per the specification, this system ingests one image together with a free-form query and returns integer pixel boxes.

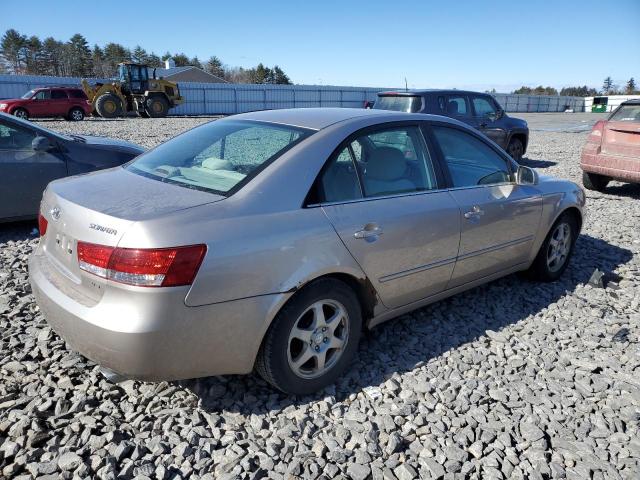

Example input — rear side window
[67,89,87,99]
[51,90,68,99]
[317,126,438,202]
[374,95,422,113]
[609,104,640,122]
[432,126,511,187]
[444,96,469,116]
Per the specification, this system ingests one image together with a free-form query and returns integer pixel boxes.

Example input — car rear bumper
[581,151,640,183]
[29,250,288,381]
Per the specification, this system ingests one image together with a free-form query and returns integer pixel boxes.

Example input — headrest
[202,157,233,170]
[366,147,407,180]
[447,101,459,115]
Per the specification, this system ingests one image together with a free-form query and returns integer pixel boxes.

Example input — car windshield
[127,120,314,195]
[609,104,640,122]
[21,90,36,99]
[374,95,422,113]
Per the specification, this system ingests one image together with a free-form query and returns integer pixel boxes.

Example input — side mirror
[32,136,52,152]
[516,165,538,185]
[495,108,505,119]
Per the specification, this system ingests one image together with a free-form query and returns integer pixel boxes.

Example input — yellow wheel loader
[81,63,183,118]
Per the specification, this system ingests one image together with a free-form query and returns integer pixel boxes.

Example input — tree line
[512,77,638,97]
[0,29,292,84]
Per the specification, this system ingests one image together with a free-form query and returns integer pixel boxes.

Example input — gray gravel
[1,114,639,479]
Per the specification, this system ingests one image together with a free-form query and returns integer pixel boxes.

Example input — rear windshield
[127,120,313,195]
[609,104,640,122]
[374,95,422,113]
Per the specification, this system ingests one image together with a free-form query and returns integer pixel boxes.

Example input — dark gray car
[374,90,529,161]
[0,112,144,222]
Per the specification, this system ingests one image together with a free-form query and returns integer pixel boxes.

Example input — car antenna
[404,78,408,92]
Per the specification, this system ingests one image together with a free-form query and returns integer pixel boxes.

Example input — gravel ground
[1,115,639,480]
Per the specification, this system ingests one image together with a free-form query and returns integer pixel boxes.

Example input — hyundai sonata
[29,108,585,394]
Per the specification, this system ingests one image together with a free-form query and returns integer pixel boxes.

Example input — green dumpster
[592,96,608,113]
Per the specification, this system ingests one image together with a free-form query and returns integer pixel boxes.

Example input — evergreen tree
[602,76,614,94]
[0,29,26,73]
[67,34,93,76]
[172,53,190,66]
[147,53,162,68]
[131,45,149,64]
[272,65,291,85]
[626,78,637,94]
[205,56,225,78]
[24,36,43,74]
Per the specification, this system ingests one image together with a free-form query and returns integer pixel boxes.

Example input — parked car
[30,108,585,394]
[374,90,529,161]
[0,87,92,121]
[581,99,640,191]
[0,112,144,222]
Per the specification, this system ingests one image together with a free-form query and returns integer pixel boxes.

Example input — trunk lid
[602,120,640,157]
[39,167,224,300]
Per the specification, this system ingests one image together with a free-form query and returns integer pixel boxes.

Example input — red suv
[0,87,91,121]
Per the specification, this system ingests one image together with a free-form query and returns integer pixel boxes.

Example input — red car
[0,87,91,121]
[581,100,640,191]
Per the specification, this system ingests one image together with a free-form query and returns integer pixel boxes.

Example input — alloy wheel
[547,222,571,272]
[15,110,27,119]
[287,300,350,379]
[71,109,83,121]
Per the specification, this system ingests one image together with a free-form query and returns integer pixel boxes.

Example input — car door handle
[464,206,485,219]
[354,224,384,239]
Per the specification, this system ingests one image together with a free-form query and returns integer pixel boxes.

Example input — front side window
[0,120,37,150]
[127,120,312,195]
[34,90,51,100]
[445,95,469,116]
[472,96,497,117]
[51,90,68,99]
[610,104,640,122]
[317,126,438,202]
[432,126,511,187]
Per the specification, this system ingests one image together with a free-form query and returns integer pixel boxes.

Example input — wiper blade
[70,134,87,143]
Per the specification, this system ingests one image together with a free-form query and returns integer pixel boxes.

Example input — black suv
[374,90,529,161]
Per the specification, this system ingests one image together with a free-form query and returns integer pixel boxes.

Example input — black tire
[507,137,524,162]
[527,212,578,282]
[13,108,29,120]
[255,278,362,395]
[67,107,85,121]
[138,110,150,118]
[582,171,609,192]
[145,96,169,118]
[95,94,123,118]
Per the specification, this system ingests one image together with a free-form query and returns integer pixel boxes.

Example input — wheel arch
[509,131,528,153]
[252,270,379,368]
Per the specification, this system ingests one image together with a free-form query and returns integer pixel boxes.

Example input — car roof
[225,107,473,132]
[378,89,487,96]
[230,107,398,130]
[621,99,640,105]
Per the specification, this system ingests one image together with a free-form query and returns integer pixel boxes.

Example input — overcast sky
[2,0,639,91]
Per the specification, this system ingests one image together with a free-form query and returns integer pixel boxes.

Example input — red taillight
[588,120,605,142]
[77,242,206,287]
[38,214,48,237]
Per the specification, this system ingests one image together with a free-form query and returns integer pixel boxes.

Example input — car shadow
[601,182,640,200]
[0,221,37,243]
[183,233,632,413]
[519,157,557,169]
